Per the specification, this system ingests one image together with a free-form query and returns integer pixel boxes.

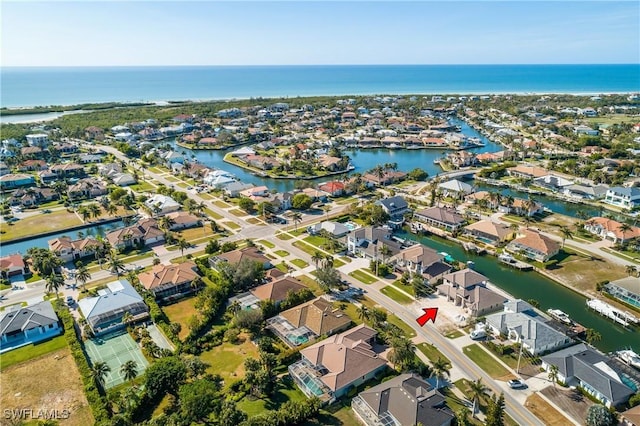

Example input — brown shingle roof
[250,276,306,303]
[512,229,560,256]
[216,247,270,265]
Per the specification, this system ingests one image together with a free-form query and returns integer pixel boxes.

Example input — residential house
[486,300,572,355]
[584,217,640,244]
[604,187,640,210]
[165,211,202,230]
[507,165,549,180]
[289,324,387,401]
[0,254,26,278]
[78,154,104,164]
[352,374,455,426]
[85,126,105,141]
[390,244,449,280]
[541,344,634,407]
[250,276,307,306]
[463,220,513,245]
[9,187,58,208]
[0,162,9,176]
[18,159,47,172]
[78,279,149,335]
[138,261,200,302]
[224,181,255,197]
[573,125,599,136]
[346,226,402,259]
[209,247,272,270]
[563,184,608,200]
[533,174,574,192]
[48,236,101,262]
[21,146,44,158]
[51,163,86,178]
[438,180,474,198]
[621,405,640,426]
[0,174,36,190]
[203,170,236,188]
[0,301,61,353]
[413,207,466,232]
[437,269,507,317]
[506,229,560,262]
[498,198,544,217]
[53,143,78,155]
[318,181,345,197]
[144,194,181,215]
[243,154,281,170]
[604,277,640,310]
[26,133,49,147]
[67,178,107,200]
[375,196,409,218]
[307,221,351,238]
[363,171,407,186]
[240,185,269,198]
[106,218,164,250]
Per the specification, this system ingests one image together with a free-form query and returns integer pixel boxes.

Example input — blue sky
[2,1,638,66]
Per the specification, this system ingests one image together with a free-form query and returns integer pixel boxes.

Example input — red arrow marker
[416,307,438,326]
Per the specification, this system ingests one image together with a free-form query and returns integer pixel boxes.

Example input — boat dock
[586,299,640,327]
[498,254,533,271]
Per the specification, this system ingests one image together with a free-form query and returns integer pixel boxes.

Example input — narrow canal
[397,230,637,353]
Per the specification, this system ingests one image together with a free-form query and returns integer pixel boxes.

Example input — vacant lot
[162,297,198,340]
[463,344,515,381]
[546,249,626,293]
[1,335,67,370]
[199,338,260,381]
[1,347,93,426]
[2,209,82,241]
[525,393,573,426]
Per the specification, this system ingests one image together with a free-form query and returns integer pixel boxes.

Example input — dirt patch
[540,385,593,425]
[525,393,573,426]
[0,348,93,426]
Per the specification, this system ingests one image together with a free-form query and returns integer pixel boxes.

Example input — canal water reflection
[397,230,637,353]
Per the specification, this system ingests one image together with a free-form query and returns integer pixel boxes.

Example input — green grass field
[274,250,290,257]
[1,336,67,370]
[348,269,378,284]
[204,208,223,220]
[237,377,307,417]
[380,285,413,304]
[462,344,514,380]
[290,258,309,268]
[416,342,451,364]
[258,239,275,248]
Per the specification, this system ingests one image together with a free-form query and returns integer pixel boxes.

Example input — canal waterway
[397,230,637,353]
[1,219,125,256]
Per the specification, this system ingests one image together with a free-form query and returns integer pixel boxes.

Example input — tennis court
[85,332,149,389]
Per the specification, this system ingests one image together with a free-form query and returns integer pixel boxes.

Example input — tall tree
[430,357,451,389]
[120,360,139,382]
[468,377,489,417]
[92,361,111,389]
[558,225,573,248]
[75,262,91,292]
[548,364,559,387]
[176,238,190,260]
[586,328,602,346]
[45,273,64,299]
[485,392,506,426]
[291,212,302,232]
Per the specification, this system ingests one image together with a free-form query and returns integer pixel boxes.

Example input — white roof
[438,179,474,193]
[231,147,255,156]
[145,194,180,209]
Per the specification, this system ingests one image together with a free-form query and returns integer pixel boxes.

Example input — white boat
[547,308,573,325]
[616,349,640,369]
[498,253,516,264]
[586,299,640,327]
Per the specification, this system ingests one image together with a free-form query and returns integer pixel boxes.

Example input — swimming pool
[345,222,358,231]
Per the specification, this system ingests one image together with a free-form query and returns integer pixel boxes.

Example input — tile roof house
[48,236,101,262]
[78,279,149,336]
[165,211,202,230]
[508,165,549,179]
[437,269,507,317]
[106,218,164,249]
[290,324,387,400]
[138,261,200,302]
[0,300,62,353]
[506,229,560,262]
[486,299,572,355]
[250,276,307,305]
[0,254,27,277]
[318,181,346,197]
[363,170,407,186]
[209,247,272,270]
[620,405,640,426]
[541,344,635,407]
[352,373,454,426]
[67,178,107,200]
[584,217,640,244]
[463,220,513,245]
[279,297,352,337]
[413,207,466,232]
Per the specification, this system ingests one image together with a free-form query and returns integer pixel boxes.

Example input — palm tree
[548,364,559,387]
[75,262,91,292]
[107,252,125,276]
[92,361,111,389]
[311,250,324,268]
[105,203,118,216]
[586,328,602,346]
[558,225,574,248]
[45,273,64,299]
[88,203,101,219]
[356,305,369,323]
[379,244,393,264]
[176,238,190,260]
[618,223,633,243]
[291,212,302,232]
[158,215,176,232]
[468,377,489,417]
[78,206,91,222]
[625,265,638,277]
[122,312,134,328]
[430,357,451,389]
[323,254,334,268]
[120,360,138,382]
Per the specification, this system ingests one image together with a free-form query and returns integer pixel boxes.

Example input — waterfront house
[506,229,560,262]
[584,217,640,244]
[138,261,200,302]
[48,236,101,262]
[463,220,513,245]
[106,218,164,250]
[209,247,272,271]
[604,277,640,310]
[541,344,634,407]
[486,300,572,355]
[243,154,281,170]
[20,146,44,158]
[67,178,107,200]
[250,276,307,306]
[390,244,449,279]
[78,279,149,336]
[363,170,407,186]
[51,163,85,178]
[165,211,201,230]
[240,185,269,198]
[375,196,409,218]
[224,181,255,197]
[498,198,544,217]
[267,297,352,348]
[26,133,49,147]
[604,187,640,210]
[346,226,402,259]
[437,269,507,317]
[18,159,47,172]
[307,221,351,238]
[0,254,26,278]
[533,174,573,192]
[563,184,608,200]
[144,194,181,215]
[9,187,58,208]
[0,173,35,190]
[0,301,61,353]
[507,165,549,180]
[413,207,466,232]
[319,155,342,171]
[352,373,454,426]
[289,324,387,401]
[318,181,345,197]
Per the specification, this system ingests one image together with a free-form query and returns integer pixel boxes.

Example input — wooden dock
[498,255,533,271]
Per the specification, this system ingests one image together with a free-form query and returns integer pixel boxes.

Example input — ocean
[1,64,639,108]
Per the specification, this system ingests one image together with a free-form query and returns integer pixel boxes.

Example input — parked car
[470,329,487,340]
[508,379,526,389]
[66,295,75,306]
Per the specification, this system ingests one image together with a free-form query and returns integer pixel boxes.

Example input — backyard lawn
[462,344,515,380]
[2,209,83,241]
[348,269,378,285]
[0,335,67,370]
[199,338,260,381]
[237,376,307,417]
[380,285,413,304]
[162,297,198,340]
